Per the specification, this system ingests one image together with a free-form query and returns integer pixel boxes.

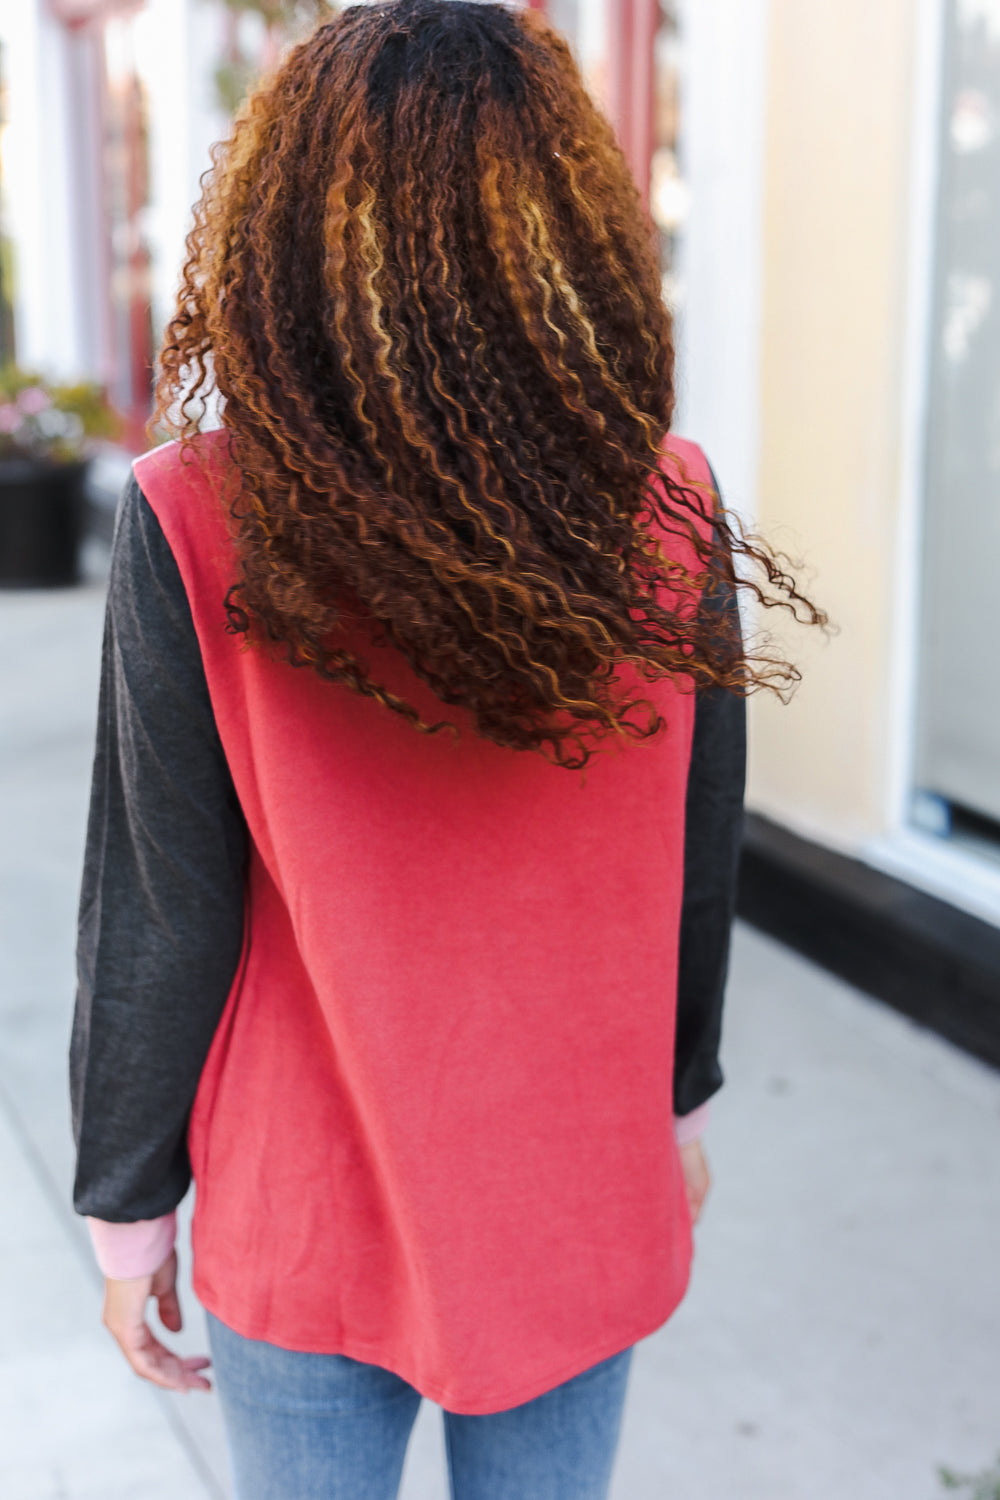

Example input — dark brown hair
[155,0,821,769]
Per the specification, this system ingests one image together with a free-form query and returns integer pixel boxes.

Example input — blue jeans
[206,1312,633,1500]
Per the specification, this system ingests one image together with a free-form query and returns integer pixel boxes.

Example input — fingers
[687,1166,709,1221]
[149,1248,183,1332]
[109,1319,212,1393]
[103,1250,210,1392]
[156,1283,183,1334]
[678,1140,711,1224]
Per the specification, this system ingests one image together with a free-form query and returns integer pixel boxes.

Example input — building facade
[556,1,1000,977]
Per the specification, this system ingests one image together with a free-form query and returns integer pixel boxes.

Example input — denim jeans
[206,1311,633,1500]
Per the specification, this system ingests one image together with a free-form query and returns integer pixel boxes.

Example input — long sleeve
[70,475,248,1228]
[671,511,747,1122]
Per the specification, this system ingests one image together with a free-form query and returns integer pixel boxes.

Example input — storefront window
[545,0,610,109]
[541,0,688,309]
[48,1,156,444]
[101,13,154,445]
[0,41,15,367]
[914,0,1000,848]
[651,1,687,307]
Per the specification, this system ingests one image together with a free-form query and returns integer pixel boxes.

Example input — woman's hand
[679,1139,711,1224]
[102,1249,212,1393]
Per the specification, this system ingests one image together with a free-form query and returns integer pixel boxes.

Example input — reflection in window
[546,0,610,109]
[0,41,14,366]
[651,1,688,310]
[543,1,689,312]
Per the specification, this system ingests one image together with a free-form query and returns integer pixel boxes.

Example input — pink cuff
[673,1101,711,1146]
[87,1211,177,1280]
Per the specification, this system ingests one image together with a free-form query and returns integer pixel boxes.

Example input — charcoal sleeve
[672,539,746,1117]
[70,475,248,1222]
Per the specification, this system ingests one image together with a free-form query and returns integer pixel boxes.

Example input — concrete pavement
[1,564,998,1499]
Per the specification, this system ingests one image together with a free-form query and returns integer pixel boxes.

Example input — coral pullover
[74,430,738,1415]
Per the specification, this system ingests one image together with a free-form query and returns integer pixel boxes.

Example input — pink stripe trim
[673,1101,711,1146]
[87,1211,177,1280]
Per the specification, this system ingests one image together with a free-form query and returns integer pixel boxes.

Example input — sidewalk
[1,573,998,1500]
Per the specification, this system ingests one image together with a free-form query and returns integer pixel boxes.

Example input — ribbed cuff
[673,1101,711,1146]
[87,1211,177,1280]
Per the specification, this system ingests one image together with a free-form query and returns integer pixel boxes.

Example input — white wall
[749,0,919,851]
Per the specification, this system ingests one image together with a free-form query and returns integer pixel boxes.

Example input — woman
[70,4,819,1497]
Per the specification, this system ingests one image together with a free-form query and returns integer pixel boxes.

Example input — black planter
[0,459,89,588]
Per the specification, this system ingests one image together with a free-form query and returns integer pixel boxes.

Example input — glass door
[914,0,1000,839]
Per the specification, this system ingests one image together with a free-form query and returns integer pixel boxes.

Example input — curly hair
[155,0,822,770]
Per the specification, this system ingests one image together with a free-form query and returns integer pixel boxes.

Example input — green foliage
[214,57,260,116]
[0,367,121,465]
[212,0,335,112]
[219,0,332,23]
[938,1455,1000,1500]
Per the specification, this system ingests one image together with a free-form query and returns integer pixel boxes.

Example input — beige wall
[749,0,920,849]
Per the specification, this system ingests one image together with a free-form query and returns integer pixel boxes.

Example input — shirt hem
[193,1272,689,1415]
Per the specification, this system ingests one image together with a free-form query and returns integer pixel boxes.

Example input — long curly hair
[155,0,822,770]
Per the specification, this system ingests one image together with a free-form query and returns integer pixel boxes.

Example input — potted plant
[0,368,120,588]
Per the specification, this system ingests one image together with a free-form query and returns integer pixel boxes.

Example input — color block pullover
[71,431,745,1414]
